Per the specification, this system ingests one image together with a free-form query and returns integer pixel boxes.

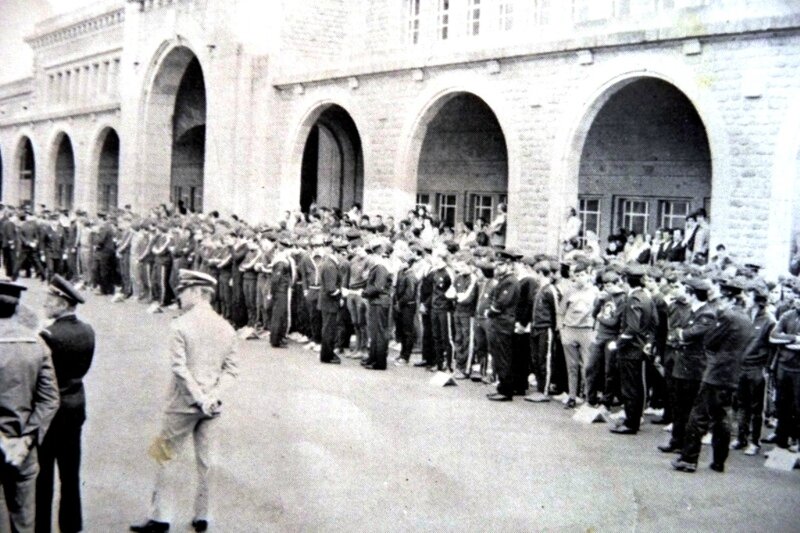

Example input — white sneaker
[701,433,712,446]
[663,423,673,432]
[743,444,760,456]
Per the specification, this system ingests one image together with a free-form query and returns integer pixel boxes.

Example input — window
[404,0,421,44]
[617,198,650,235]
[498,1,514,31]
[416,193,431,212]
[658,199,690,230]
[471,194,494,224]
[436,0,450,40]
[579,197,601,240]
[466,0,481,36]
[438,193,457,227]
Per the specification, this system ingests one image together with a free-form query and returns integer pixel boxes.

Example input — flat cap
[48,274,85,305]
[0,279,27,306]
[496,247,524,261]
[623,263,647,277]
[684,277,712,292]
[176,269,217,292]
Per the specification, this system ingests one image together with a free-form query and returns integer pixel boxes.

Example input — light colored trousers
[149,412,217,522]
[560,326,596,399]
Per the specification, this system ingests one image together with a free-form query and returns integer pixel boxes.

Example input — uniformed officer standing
[131,270,238,533]
[486,249,522,401]
[361,242,391,370]
[318,244,343,364]
[672,278,755,473]
[609,264,657,434]
[0,280,60,533]
[36,275,95,533]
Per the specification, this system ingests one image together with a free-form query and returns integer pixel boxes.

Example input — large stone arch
[549,57,731,255]
[396,77,519,234]
[138,39,207,212]
[282,95,370,214]
[12,133,39,209]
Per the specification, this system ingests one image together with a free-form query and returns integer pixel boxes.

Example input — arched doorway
[415,93,508,228]
[97,128,120,213]
[144,46,206,213]
[299,105,363,213]
[577,78,711,249]
[17,137,35,209]
[54,134,76,211]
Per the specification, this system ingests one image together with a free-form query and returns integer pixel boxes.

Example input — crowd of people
[1,198,799,529]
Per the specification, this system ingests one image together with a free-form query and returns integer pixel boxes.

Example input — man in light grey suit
[131,270,238,533]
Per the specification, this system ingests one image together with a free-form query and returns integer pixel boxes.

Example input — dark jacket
[317,256,342,313]
[430,267,453,311]
[394,267,418,309]
[487,272,519,329]
[593,289,627,341]
[771,309,800,370]
[514,276,538,327]
[740,306,776,369]
[663,298,693,366]
[616,287,657,358]
[39,314,96,417]
[363,262,391,307]
[702,306,754,388]
[672,302,717,381]
[454,272,479,316]
[531,283,558,331]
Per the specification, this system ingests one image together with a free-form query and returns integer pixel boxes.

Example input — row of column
[45,57,121,107]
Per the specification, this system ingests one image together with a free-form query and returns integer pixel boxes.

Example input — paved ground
[7,279,799,532]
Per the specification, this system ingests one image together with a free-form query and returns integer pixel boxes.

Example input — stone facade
[0,0,798,274]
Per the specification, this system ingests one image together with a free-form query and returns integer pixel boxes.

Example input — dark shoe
[709,462,725,473]
[413,361,431,367]
[360,359,372,367]
[321,357,342,365]
[363,363,385,370]
[192,519,208,532]
[130,520,170,533]
[564,398,577,409]
[609,425,637,435]
[658,443,681,454]
[671,458,697,473]
[486,393,512,402]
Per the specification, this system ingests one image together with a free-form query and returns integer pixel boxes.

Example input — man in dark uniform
[486,249,522,401]
[36,275,95,533]
[268,238,294,348]
[318,243,343,364]
[609,264,657,434]
[17,212,45,280]
[1,209,19,280]
[361,242,391,370]
[1,279,60,533]
[94,214,116,295]
[658,277,716,452]
[672,278,755,473]
[42,215,64,282]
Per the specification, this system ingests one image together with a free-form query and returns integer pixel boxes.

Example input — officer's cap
[0,279,27,306]
[176,269,217,293]
[496,247,524,262]
[720,276,748,296]
[684,277,712,292]
[47,274,85,305]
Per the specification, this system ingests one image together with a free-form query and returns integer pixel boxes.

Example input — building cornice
[25,7,125,51]
[0,102,120,129]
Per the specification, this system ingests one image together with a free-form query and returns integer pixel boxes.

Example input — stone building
[0,0,798,273]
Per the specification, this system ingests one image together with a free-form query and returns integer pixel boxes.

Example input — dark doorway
[98,129,120,213]
[170,56,206,213]
[55,135,75,211]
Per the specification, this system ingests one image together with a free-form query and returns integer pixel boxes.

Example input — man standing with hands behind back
[36,275,95,533]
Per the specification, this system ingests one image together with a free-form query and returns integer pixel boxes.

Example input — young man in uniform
[318,242,343,365]
[485,249,522,402]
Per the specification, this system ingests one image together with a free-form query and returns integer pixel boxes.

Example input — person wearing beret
[0,280,60,533]
[131,270,238,533]
[36,275,95,533]
[672,278,755,473]
[608,264,658,434]
[485,250,521,401]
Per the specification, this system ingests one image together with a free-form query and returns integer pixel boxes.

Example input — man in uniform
[361,241,391,370]
[672,278,754,473]
[609,264,657,435]
[318,242,343,364]
[131,270,238,533]
[36,275,95,533]
[485,249,522,401]
[1,208,19,279]
[0,280,60,533]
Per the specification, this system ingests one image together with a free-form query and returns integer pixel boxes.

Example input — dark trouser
[586,337,611,405]
[530,329,554,394]
[243,275,258,327]
[231,277,247,329]
[218,272,232,319]
[647,359,667,410]
[17,246,44,279]
[2,247,16,280]
[98,253,116,295]
[488,320,514,397]
[680,383,733,466]
[430,309,452,371]
[473,317,490,370]
[420,312,434,366]
[66,251,78,282]
[270,291,288,347]
[290,284,305,335]
[45,256,62,282]
[346,293,367,350]
[305,290,321,343]
[618,352,647,431]
[1,446,38,533]
[774,367,800,447]
[36,409,84,533]
[336,304,353,350]
[736,368,766,445]
[320,310,338,362]
[452,314,473,371]
[605,343,620,403]
[670,377,702,449]
[118,252,132,297]
[139,261,153,300]
[511,333,531,394]
[661,357,676,424]
[366,304,389,369]
[397,305,417,361]
[256,275,269,329]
